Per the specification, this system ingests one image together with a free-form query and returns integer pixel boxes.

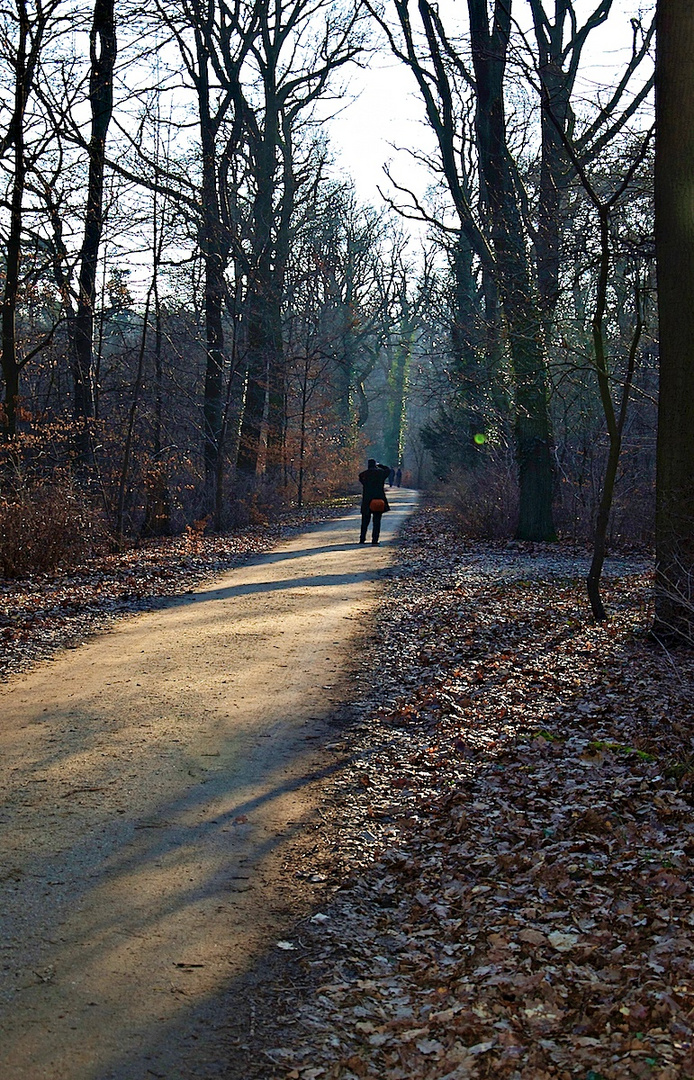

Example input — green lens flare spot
[473,433,486,445]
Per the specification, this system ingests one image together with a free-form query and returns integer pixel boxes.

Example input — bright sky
[327,54,432,206]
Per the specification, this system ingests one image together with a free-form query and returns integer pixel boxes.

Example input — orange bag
[369,498,386,513]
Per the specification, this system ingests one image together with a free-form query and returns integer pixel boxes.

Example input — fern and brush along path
[0,490,417,1080]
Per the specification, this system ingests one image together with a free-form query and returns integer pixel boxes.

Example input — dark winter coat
[359,463,391,512]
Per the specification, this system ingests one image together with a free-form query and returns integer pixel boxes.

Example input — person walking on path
[359,459,391,545]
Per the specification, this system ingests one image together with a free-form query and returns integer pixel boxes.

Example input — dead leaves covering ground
[3,501,693,1080]
[277,507,694,1080]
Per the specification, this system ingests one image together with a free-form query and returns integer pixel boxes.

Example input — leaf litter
[272,506,694,1080]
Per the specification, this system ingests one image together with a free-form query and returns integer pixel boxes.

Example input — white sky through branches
[326,0,654,209]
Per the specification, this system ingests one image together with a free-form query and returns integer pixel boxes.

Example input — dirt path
[0,490,417,1080]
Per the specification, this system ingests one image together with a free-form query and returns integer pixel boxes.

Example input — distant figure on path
[395,466,402,487]
[359,459,391,545]
[388,466,396,487]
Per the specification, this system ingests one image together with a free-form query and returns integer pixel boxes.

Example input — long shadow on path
[0,490,419,1080]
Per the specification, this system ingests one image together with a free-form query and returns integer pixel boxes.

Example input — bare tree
[150,0,259,516]
[370,0,556,539]
[518,3,655,615]
[468,0,557,540]
[214,0,370,479]
[69,0,116,464]
[1,0,63,438]
[529,1,654,335]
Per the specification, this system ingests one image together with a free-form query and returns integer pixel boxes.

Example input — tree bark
[469,0,556,540]
[535,27,572,332]
[451,231,491,467]
[265,117,296,479]
[1,0,29,439]
[236,99,287,478]
[72,0,116,463]
[383,286,412,468]
[193,25,230,512]
[652,0,694,642]
[143,179,171,537]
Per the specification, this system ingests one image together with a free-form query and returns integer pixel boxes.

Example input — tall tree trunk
[536,67,571,334]
[143,178,171,537]
[236,301,266,478]
[383,343,409,467]
[469,0,556,541]
[237,113,281,477]
[336,242,359,444]
[237,276,284,480]
[530,0,578,337]
[201,242,226,506]
[265,118,295,480]
[451,232,489,466]
[265,308,286,477]
[115,295,150,545]
[72,0,116,464]
[195,28,229,514]
[652,0,694,642]
[1,0,28,440]
[384,289,412,468]
[451,232,477,376]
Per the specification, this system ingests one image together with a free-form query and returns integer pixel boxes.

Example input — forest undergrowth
[270,506,694,1080]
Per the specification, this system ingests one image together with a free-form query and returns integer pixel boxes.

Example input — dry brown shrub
[0,482,106,578]
[440,462,518,538]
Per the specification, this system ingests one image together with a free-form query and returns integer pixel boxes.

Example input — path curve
[0,490,418,1080]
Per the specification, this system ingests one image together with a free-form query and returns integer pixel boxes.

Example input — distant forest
[0,2,659,570]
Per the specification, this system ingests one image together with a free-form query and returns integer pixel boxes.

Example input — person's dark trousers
[360,510,383,544]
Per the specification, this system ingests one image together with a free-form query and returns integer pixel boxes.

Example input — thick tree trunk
[237,109,287,478]
[237,127,272,478]
[537,70,571,333]
[1,0,28,440]
[451,232,491,466]
[236,287,269,477]
[652,0,694,642]
[201,245,226,505]
[503,267,556,541]
[451,233,477,376]
[72,0,116,463]
[469,0,556,541]
[196,30,229,514]
[265,315,286,477]
[531,1,576,337]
